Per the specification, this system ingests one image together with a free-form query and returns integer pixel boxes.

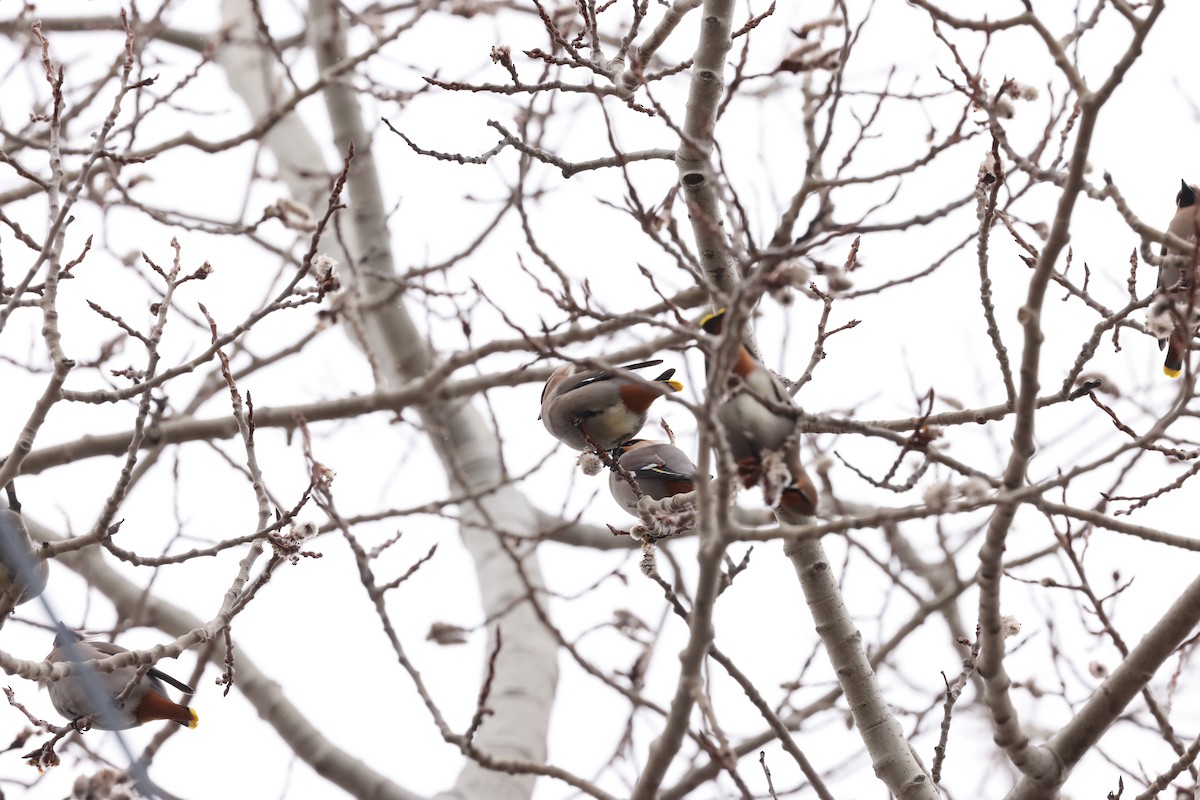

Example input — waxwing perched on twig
[609,439,700,515]
[1156,179,1200,378]
[700,310,818,516]
[0,485,47,607]
[540,359,683,452]
[43,624,198,730]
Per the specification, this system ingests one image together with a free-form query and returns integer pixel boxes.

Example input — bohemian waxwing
[609,439,699,515]
[1158,179,1200,378]
[779,475,821,518]
[700,309,818,516]
[0,487,47,607]
[43,625,198,730]
[540,359,684,452]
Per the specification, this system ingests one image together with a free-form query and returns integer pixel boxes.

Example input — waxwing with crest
[540,359,683,452]
[1157,179,1200,378]
[700,309,818,516]
[609,439,700,515]
[43,624,198,731]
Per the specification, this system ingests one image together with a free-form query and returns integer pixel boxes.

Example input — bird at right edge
[1157,179,1200,378]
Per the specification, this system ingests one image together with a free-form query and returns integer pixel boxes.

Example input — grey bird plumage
[700,310,818,516]
[609,439,699,515]
[0,499,47,607]
[1158,179,1200,378]
[43,625,198,730]
[540,359,683,452]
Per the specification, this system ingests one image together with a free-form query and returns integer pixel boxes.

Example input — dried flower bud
[960,477,991,502]
[639,546,656,577]
[312,254,337,281]
[923,481,955,511]
[578,451,603,476]
[825,265,853,293]
[290,522,318,542]
[975,151,1001,220]
[427,622,470,645]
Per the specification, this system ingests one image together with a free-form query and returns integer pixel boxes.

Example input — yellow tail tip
[667,380,684,392]
[186,708,199,729]
[699,308,727,334]
[1165,365,1182,378]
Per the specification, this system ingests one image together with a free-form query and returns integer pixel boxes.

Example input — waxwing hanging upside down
[699,310,818,516]
[43,624,198,730]
[540,359,683,452]
[0,486,47,607]
[609,439,700,515]
[1157,179,1200,378]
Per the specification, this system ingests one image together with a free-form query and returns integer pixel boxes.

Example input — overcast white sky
[2,1,1200,798]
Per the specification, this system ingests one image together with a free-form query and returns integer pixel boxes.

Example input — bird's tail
[652,368,684,393]
[1165,331,1186,378]
[699,309,727,336]
[136,690,199,729]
